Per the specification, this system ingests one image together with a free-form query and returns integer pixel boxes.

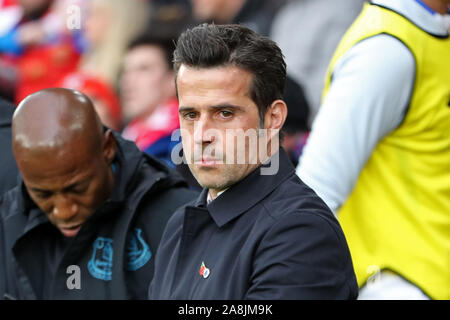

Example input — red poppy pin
[199,261,210,279]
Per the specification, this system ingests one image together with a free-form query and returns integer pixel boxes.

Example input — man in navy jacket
[149,24,358,300]
[0,88,197,299]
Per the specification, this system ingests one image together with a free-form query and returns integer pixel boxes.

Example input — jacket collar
[193,148,295,228]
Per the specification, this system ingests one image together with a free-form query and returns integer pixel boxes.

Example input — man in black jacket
[0,88,197,299]
[149,24,358,300]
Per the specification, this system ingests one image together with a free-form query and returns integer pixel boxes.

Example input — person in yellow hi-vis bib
[297,0,450,300]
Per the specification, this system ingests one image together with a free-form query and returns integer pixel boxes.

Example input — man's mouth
[201,157,217,165]
[195,156,223,166]
[60,224,82,238]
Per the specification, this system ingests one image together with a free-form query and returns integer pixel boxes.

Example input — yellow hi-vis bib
[322,3,450,299]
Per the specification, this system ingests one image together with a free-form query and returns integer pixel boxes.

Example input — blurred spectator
[60,72,123,132]
[0,58,17,102]
[190,0,287,36]
[0,0,20,101]
[80,0,149,88]
[281,76,310,167]
[0,0,21,35]
[0,97,19,195]
[147,0,196,39]
[0,0,83,104]
[120,34,179,167]
[271,0,364,123]
[297,0,450,299]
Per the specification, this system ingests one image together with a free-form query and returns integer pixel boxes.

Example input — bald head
[13,88,104,156]
[12,88,117,237]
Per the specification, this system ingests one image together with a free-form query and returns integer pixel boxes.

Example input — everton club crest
[88,237,114,281]
[126,228,152,271]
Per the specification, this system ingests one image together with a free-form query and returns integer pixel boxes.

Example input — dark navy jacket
[0,98,19,196]
[149,148,358,300]
[0,133,198,299]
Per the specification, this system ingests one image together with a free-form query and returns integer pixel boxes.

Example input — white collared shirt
[207,189,228,204]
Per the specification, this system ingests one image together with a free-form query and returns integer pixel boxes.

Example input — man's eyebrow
[29,177,90,194]
[62,178,90,192]
[209,104,244,112]
[30,187,52,194]
[179,104,244,113]
[178,106,196,113]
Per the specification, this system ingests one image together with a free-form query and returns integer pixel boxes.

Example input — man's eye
[71,187,87,195]
[183,112,198,120]
[35,191,52,199]
[67,183,89,195]
[219,110,233,119]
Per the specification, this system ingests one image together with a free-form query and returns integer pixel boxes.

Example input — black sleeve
[246,211,359,300]
[141,187,198,253]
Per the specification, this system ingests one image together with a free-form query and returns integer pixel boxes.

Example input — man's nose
[193,117,215,145]
[52,195,78,220]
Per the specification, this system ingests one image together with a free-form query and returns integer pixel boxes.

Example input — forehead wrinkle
[178,65,253,102]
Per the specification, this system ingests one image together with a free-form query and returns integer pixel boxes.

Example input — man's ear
[263,99,288,131]
[103,129,117,165]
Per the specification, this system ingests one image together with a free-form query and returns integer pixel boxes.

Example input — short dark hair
[173,23,286,121]
[127,33,176,70]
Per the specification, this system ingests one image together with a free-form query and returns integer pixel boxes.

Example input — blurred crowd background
[0,0,365,170]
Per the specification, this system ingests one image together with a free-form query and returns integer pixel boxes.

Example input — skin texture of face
[12,88,116,238]
[120,45,175,121]
[177,65,287,199]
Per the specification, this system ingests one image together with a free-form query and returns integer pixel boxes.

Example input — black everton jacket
[149,148,358,300]
[0,132,198,299]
